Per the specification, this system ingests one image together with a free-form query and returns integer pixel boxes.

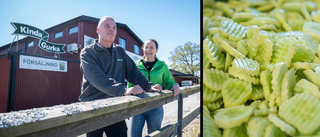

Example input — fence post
[177,93,183,137]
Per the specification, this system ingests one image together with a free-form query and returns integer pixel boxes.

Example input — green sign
[39,39,66,53]
[11,22,49,41]
[11,22,66,54]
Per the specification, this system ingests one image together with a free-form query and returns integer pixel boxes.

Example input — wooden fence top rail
[0,85,200,137]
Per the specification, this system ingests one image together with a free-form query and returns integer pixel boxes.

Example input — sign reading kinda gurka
[11,22,66,54]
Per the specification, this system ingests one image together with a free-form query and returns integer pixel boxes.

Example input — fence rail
[0,85,200,137]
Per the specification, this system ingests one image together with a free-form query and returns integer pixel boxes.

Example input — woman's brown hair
[142,39,159,58]
[143,39,158,49]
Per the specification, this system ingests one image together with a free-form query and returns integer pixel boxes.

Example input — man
[79,16,162,137]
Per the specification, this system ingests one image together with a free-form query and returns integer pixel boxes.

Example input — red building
[0,15,144,112]
[0,15,199,113]
[170,69,200,86]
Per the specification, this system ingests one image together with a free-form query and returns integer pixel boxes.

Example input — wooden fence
[0,85,200,137]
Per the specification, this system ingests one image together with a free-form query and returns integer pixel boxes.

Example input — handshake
[124,84,162,96]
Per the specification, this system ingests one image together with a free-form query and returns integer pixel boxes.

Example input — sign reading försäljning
[11,22,66,54]
[19,55,67,72]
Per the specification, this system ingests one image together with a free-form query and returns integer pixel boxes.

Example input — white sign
[125,50,143,62]
[19,55,67,72]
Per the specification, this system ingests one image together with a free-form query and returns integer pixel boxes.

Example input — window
[27,41,34,48]
[134,44,139,54]
[69,26,78,35]
[119,37,126,49]
[54,31,63,39]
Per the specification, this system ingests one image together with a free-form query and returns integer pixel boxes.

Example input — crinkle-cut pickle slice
[260,70,272,100]
[291,62,320,70]
[219,20,247,41]
[264,124,287,137]
[292,43,315,63]
[280,68,296,103]
[271,63,288,104]
[223,124,248,137]
[204,99,223,111]
[279,93,320,135]
[203,83,222,103]
[256,38,273,66]
[247,117,271,137]
[203,105,223,137]
[268,113,296,136]
[276,14,291,32]
[219,19,234,37]
[259,24,277,31]
[269,8,286,21]
[203,38,225,69]
[222,78,252,107]
[221,40,245,58]
[289,19,305,31]
[228,66,260,85]
[231,57,260,76]
[303,21,320,41]
[293,79,320,99]
[214,33,238,49]
[246,38,260,59]
[214,105,253,129]
[203,68,229,91]
[236,39,248,56]
[270,37,296,66]
[232,12,257,22]
[299,32,319,54]
[303,69,320,87]
[246,25,260,39]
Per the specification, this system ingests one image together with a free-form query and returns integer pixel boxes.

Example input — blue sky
[0,0,200,66]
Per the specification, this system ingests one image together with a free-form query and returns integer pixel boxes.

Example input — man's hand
[171,84,180,97]
[124,85,145,96]
[150,84,162,92]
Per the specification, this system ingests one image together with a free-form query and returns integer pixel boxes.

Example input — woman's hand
[150,84,162,92]
[171,84,180,97]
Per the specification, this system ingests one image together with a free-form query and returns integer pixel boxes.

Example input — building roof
[169,69,199,79]
[0,15,144,51]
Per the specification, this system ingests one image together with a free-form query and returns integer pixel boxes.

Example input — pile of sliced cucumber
[203,0,320,136]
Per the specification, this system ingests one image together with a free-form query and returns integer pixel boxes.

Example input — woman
[128,39,180,137]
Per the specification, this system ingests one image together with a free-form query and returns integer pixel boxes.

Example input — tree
[169,42,200,77]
